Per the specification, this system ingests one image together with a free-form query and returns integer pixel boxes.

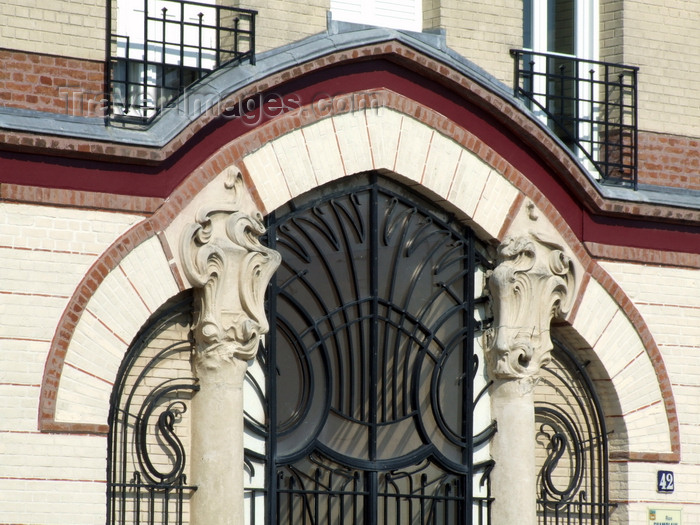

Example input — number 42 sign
[658,470,675,493]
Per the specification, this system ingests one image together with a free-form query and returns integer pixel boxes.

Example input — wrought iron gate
[107,294,198,525]
[106,176,612,525]
[535,341,614,524]
[244,175,495,524]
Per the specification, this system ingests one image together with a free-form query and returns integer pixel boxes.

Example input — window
[523,0,597,61]
[522,0,598,153]
[108,0,256,120]
[330,0,422,32]
[515,0,638,187]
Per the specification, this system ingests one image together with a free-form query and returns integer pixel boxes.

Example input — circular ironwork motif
[264,179,491,473]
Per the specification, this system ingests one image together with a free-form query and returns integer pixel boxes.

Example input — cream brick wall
[600,0,623,63]
[572,274,674,455]
[239,0,328,54]
[0,202,141,525]
[438,0,522,85]
[244,0,522,84]
[601,261,700,516]
[365,106,403,173]
[422,0,440,30]
[0,478,106,525]
[55,236,180,425]
[0,0,106,61]
[621,0,700,137]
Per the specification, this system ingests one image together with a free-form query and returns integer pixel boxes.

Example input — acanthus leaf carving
[180,167,281,374]
[485,229,575,380]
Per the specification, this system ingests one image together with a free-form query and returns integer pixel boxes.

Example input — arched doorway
[245,174,495,524]
[105,174,612,525]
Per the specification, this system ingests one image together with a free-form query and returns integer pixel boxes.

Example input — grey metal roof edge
[601,182,700,210]
[0,21,515,148]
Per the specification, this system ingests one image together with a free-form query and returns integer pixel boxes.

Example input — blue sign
[657,471,675,493]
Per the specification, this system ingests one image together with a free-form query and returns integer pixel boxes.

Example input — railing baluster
[420,474,426,524]
[444,483,451,524]
[176,476,182,525]
[589,68,595,158]
[215,6,221,67]
[234,17,240,59]
[148,486,155,525]
[288,477,294,525]
[353,473,359,525]
[325,471,331,525]
[197,12,203,75]
[250,14,256,65]
[313,469,319,525]
[135,473,142,525]
[276,473,282,525]
[179,2,185,93]
[163,485,169,525]
[143,0,148,110]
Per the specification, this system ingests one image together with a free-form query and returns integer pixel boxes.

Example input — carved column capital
[485,231,575,380]
[180,167,281,375]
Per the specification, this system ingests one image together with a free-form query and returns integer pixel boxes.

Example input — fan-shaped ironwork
[245,175,495,524]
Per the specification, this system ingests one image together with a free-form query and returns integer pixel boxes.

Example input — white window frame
[330,0,422,33]
[525,0,600,173]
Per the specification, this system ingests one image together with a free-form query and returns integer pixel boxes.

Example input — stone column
[485,230,575,525]
[180,168,280,525]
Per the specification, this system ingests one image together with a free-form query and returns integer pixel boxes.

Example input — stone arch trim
[5,39,697,229]
[580,263,680,462]
[38,89,680,462]
[233,99,680,461]
[38,158,229,433]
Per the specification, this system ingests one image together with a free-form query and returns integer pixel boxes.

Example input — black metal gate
[245,174,495,524]
[106,176,612,525]
[107,294,198,525]
[535,341,614,524]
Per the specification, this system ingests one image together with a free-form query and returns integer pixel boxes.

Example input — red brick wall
[0,49,105,116]
[638,131,700,190]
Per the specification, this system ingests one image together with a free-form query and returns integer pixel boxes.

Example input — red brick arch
[35,50,680,462]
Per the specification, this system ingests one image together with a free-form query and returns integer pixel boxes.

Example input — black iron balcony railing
[511,49,639,188]
[108,0,256,122]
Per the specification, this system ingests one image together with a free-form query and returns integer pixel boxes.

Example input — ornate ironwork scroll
[108,293,198,525]
[535,342,613,524]
[245,175,495,524]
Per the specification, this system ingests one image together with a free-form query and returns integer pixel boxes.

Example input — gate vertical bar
[462,231,475,525]
[267,211,279,525]
[367,177,379,524]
